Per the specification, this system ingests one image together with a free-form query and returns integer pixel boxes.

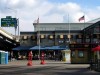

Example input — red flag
[79,16,84,22]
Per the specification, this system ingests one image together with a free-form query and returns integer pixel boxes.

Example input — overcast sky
[0,0,100,35]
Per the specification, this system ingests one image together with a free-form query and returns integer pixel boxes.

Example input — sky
[0,0,100,35]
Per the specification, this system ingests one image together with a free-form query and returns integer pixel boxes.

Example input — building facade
[15,21,100,63]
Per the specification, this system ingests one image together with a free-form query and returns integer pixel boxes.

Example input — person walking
[89,59,94,70]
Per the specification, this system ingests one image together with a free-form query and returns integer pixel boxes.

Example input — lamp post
[6,8,19,41]
[68,14,70,43]
[36,17,40,60]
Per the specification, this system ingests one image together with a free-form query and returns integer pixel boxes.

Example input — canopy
[45,46,68,50]
[92,45,100,59]
[30,45,69,50]
[92,45,100,51]
[13,45,69,51]
[12,46,32,51]
[29,46,46,50]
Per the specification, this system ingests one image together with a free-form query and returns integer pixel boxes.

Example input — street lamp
[6,7,19,41]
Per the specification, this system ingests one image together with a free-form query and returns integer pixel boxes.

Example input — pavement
[0,60,100,75]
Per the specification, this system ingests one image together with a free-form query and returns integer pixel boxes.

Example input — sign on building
[1,16,17,27]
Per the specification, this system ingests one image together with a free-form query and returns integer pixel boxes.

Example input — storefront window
[78,51,84,57]
[86,39,90,43]
[59,40,64,43]
[76,39,82,43]
[71,51,75,57]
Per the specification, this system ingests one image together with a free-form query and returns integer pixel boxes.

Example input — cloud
[0,0,100,34]
[58,2,81,12]
[97,6,100,10]
[40,13,63,23]
[57,2,87,23]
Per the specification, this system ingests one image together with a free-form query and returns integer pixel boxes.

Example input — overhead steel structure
[0,27,19,51]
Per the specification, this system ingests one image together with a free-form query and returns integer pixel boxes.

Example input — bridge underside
[0,33,19,51]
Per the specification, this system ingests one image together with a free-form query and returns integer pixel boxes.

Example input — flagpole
[83,15,85,43]
[37,17,40,60]
[79,15,85,43]
[38,18,40,60]
[38,25,40,60]
[68,14,70,43]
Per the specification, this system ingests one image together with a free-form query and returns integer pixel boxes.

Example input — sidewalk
[0,60,99,75]
[1,60,89,66]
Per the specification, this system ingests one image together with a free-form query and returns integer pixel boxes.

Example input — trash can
[0,51,5,64]
[5,52,8,64]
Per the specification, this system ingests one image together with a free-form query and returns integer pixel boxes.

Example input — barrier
[5,52,8,64]
[40,52,45,65]
[27,51,33,66]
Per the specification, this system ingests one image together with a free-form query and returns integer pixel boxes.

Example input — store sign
[1,16,17,27]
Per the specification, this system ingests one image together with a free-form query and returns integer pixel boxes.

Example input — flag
[79,16,85,22]
[37,17,39,23]
[34,17,39,23]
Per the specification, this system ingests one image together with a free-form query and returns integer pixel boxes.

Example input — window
[86,39,90,43]
[76,39,82,43]
[40,35,45,39]
[31,36,36,40]
[67,34,71,38]
[59,40,64,43]
[86,35,89,38]
[49,35,54,39]
[78,35,82,38]
[60,35,64,39]
[22,36,28,40]
[97,35,100,38]
[73,35,76,39]
[71,51,75,57]
[78,51,84,57]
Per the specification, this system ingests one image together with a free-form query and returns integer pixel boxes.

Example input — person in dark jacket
[89,59,94,70]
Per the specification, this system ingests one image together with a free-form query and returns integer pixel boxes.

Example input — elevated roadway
[0,27,19,51]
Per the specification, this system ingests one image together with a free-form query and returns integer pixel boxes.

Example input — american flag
[79,16,85,22]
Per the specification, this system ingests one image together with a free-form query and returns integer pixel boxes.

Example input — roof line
[87,17,100,23]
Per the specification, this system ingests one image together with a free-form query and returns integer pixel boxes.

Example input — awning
[13,45,69,51]
[92,45,100,51]
[46,46,69,50]
[30,45,69,50]
[12,46,32,50]
[30,46,47,50]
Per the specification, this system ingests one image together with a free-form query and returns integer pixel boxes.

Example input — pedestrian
[55,54,58,61]
[89,59,94,70]
[60,54,62,61]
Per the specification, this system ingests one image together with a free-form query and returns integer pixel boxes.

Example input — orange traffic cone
[27,51,33,66]
[27,60,32,66]
[40,60,45,65]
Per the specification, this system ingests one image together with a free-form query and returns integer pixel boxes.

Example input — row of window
[70,44,90,48]
[72,51,84,58]
[21,34,100,40]
[20,34,84,40]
